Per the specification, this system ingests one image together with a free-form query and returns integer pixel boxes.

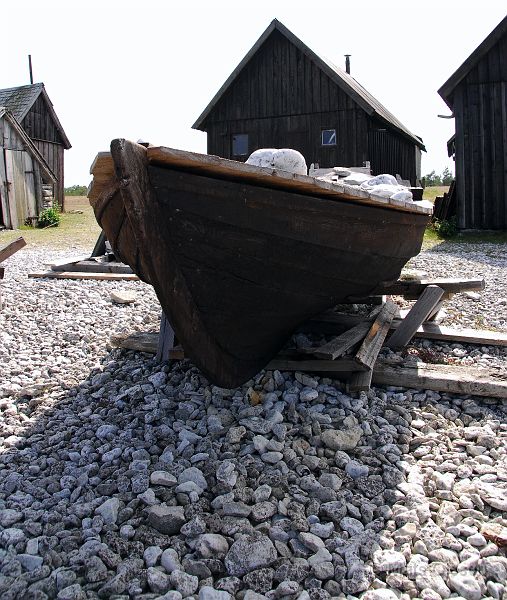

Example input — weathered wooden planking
[146,145,432,215]
[371,277,485,299]
[310,319,374,360]
[308,312,507,347]
[0,237,26,262]
[386,285,445,349]
[50,260,134,274]
[266,357,369,373]
[373,361,507,399]
[309,306,382,360]
[28,270,139,281]
[354,300,398,369]
[110,331,184,358]
[347,370,373,394]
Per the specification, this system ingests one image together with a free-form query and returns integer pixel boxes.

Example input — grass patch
[0,197,100,250]
[423,186,449,204]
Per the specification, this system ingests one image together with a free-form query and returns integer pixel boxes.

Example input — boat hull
[91,140,429,388]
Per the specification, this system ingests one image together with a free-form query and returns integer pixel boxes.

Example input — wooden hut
[0,108,56,229]
[439,14,507,230]
[0,83,71,214]
[193,19,425,185]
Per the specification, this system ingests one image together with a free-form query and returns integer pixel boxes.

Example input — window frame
[321,129,337,147]
[232,133,249,157]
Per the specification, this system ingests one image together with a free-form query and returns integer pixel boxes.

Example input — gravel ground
[0,241,506,600]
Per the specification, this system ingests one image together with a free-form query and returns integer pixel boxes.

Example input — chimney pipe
[345,54,351,75]
[28,55,33,84]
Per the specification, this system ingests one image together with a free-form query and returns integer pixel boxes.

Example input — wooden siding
[0,117,40,228]
[21,95,66,209]
[202,29,418,182]
[368,121,419,184]
[453,34,507,229]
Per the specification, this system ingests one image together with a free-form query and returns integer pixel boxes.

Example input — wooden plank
[28,270,139,281]
[354,300,398,369]
[372,361,507,400]
[266,357,369,373]
[0,237,26,262]
[386,285,445,349]
[47,255,91,268]
[347,370,373,394]
[50,260,133,274]
[156,313,176,362]
[110,331,185,358]
[309,306,381,360]
[370,277,485,299]
[307,311,507,347]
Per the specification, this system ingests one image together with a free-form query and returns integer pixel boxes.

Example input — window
[321,129,337,146]
[232,133,249,156]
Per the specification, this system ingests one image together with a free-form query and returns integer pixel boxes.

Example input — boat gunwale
[88,142,432,217]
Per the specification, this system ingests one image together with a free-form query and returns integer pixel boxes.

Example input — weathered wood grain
[373,361,507,399]
[0,237,26,262]
[386,285,445,349]
[354,300,398,369]
[28,271,138,281]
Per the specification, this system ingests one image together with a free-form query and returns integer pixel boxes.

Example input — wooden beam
[309,308,381,360]
[373,361,507,399]
[307,311,507,347]
[50,260,133,274]
[347,370,373,394]
[386,285,445,349]
[372,277,484,299]
[0,237,26,263]
[28,271,139,281]
[110,331,184,358]
[156,313,176,362]
[266,357,369,373]
[354,300,398,369]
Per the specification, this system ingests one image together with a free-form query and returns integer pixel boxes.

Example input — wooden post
[386,285,445,349]
[156,312,176,362]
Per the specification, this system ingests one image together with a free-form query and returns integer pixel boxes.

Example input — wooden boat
[88,139,431,388]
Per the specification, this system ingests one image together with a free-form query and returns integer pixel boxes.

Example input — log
[110,331,184,358]
[373,361,507,399]
[0,237,26,262]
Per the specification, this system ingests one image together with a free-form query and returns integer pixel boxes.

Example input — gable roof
[438,13,507,108]
[0,107,56,182]
[193,19,425,150]
[0,82,71,148]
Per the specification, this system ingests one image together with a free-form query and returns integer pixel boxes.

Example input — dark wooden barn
[0,83,71,212]
[193,19,425,185]
[439,14,507,230]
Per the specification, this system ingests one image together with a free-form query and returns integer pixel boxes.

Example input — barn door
[5,149,34,228]
[3,150,18,229]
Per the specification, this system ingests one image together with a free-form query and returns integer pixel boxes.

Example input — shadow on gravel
[0,348,506,599]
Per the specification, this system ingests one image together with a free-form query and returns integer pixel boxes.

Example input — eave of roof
[0,107,57,182]
[438,13,507,108]
[0,83,71,149]
[193,19,425,150]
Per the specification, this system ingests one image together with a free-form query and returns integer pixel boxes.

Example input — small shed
[0,108,56,229]
[0,83,71,213]
[193,19,425,185]
[439,14,507,230]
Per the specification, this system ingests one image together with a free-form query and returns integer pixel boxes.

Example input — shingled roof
[193,19,425,150]
[0,83,71,148]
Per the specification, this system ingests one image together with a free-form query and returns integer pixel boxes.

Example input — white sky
[2,0,506,186]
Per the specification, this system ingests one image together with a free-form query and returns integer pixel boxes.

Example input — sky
[1,0,506,186]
